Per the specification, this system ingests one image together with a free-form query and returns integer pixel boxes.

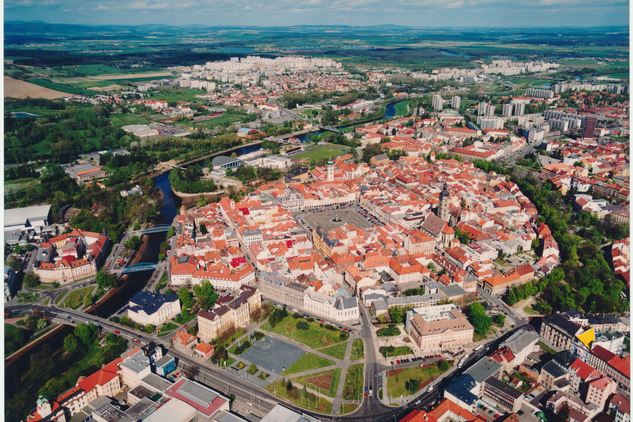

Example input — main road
[7,300,532,422]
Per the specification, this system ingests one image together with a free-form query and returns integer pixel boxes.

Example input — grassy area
[560,59,600,68]
[283,353,335,376]
[158,322,179,332]
[151,88,211,103]
[394,100,411,116]
[60,286,94,309]
[5,177,36,185]
[342,363,364,400]
[291,147,346,162]
[266,380,332,414]
[262,316,348,349]
[70,76,173,89]
[157,332,172,338]
[110,113,152,127]
[376,326,401,337]
[54,292,67,305]
[27,79,93,95]
[17,292,40,303]
[379,389,383,399]
[214,327,246,349]
[341,403,358,414]
[258,371,270,380]
[191,115,244,128]
[602,73,629,79]
[350,338,365,361]
[317,342,348,360]
[294,368,342,398]
[174,312,196,325]
[539,341,557,355]
[379,346,413,358]
[387,366,440,398]
[523,306,541,315]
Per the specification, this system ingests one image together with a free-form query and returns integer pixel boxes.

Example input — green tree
[125,235,142,250]
[36,318,47,331]
[494,313,506,326]
[63,334,80,353]
[405,378,421,394]
[556,403,570,422]
[178,287,194,309]
[199,222,208,234]
[39,378,67,401]
[74,323,98,346]
[286,379,293,391]
[438,360,451,372]
[82,294,93,307]
[296,320,309,330]
[23,272,40,289]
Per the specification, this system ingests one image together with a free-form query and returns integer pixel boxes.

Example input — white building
[502,104,513,117]
[452,96,461,109]
[433,95,444,111]
[127,291,181,326]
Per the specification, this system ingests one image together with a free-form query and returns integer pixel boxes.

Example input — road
[8,299,537,421]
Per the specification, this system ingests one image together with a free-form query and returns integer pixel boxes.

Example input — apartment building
[482,377,523,413]
[197,285,261,343]
[409,309,473,352]
[539,313,582,350]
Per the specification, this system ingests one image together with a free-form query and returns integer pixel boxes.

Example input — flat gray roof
[126,398,158,420]
[141,373,173,392]
[464,357,502,384]
[178,379,218,407]
[4,205,51,229]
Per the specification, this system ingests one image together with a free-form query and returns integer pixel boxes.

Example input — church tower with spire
[438,183,450,222]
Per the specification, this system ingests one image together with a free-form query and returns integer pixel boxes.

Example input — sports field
[292,147,346,161]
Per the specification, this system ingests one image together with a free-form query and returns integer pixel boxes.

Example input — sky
[4,0,630,27]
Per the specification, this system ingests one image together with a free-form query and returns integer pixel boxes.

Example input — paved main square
[297,206,376,233]
[239,336,306,375]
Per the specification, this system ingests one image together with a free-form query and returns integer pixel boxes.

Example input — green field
[17,292,40,303]
[71,76,173,89]
[602,73,629,79]
[350,338,364,361]
[68,65,164,75]
[27,79,93,95]
[395,100,411,116]
[317,342,348,360]
[283,353,334,375]
[342,363,364,400]
[263,316,348,349]
[110,114,153,127]
[560,59,600,68]
[60,286,94,309]
[151,88,212,103]
[292,147,346,162]
[266,380,333,414]
[387,366,440,398]
[294,368,342,398]
[191,115,244,128]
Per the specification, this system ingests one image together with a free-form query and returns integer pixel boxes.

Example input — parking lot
[293,203,380,234]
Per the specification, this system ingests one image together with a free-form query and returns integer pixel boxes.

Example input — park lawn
[213,327,245,349]
[395,100,411,116]
[60,286,94,309]
[282,353,335,376]
[317,342,348,360]
[342,363,364,400]
[54,291,67,305]
[17,292,40,303]
[110,113,152,127]
[157,332,172,338]
[387,366,440,398]
[294,368,342,398]
[158,322,179,332]
[262,316,347,349]
[266,380,333,414]
[5,323,19,338]
[350,338,365,361]
[341,403,358,414]
[379,346,413,358]
[292,147,346,162]
[376,326,401,337]
[174,312,196,325]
